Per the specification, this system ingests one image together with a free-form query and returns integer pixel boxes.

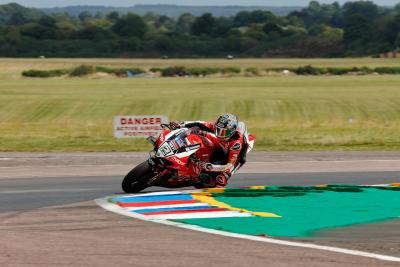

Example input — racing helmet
[215,114,238,140]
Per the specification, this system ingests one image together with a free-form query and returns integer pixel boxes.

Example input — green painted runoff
[174,185,400,237]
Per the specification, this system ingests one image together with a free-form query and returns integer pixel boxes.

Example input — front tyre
[121,161,154,193]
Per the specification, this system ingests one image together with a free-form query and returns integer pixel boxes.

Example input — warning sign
[113,115,169,138]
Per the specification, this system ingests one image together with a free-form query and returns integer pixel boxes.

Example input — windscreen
[170,131,189,151]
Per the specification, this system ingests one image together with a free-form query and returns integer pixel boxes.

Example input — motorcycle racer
[168,114,250,188]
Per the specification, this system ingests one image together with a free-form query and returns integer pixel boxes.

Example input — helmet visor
[215,126,234,139]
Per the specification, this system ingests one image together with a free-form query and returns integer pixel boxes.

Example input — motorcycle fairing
[156,128,202,159]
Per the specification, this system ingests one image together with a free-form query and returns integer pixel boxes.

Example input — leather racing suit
[178,120,249,187]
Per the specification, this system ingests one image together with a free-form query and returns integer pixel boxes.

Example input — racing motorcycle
[121,124,255,193]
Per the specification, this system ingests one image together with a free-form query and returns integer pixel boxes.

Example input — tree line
[0,1,399,57]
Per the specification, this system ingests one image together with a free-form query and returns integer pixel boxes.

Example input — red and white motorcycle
[122,124,255,193]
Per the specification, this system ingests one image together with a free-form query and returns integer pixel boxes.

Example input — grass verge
[1,75,400,151]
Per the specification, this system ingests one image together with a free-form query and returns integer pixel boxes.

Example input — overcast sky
[1,0,399,8]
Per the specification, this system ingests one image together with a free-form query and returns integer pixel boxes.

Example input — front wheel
[122,161,154,193]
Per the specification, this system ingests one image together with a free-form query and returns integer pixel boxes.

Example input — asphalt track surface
[1,171,400,213]
[1,153,400,266]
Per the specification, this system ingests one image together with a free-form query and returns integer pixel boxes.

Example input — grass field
[0,58,400,151]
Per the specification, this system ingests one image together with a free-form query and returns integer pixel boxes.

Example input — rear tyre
[121,161,154,193]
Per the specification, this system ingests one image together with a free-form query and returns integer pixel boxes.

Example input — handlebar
[160,123,171,129]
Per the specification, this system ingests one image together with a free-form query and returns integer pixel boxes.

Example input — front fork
[146,157,169,186]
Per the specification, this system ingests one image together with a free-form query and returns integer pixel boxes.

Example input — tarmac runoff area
[0,152,400,266]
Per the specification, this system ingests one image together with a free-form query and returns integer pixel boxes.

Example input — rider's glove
[192,160,214,175]
[187,126,206,137]
[169,121,181,130]
[199,161,213,171]
[191,158,209,175]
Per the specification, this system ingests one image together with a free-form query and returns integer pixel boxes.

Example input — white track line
[114,191,185,198]
[125,202,211,211]
[148,211,253,220]
[95,196,400,263]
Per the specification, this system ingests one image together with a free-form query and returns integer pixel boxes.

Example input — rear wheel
[121,161,154,193]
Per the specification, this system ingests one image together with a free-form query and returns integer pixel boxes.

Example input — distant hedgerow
[22,69,69,78]
[149,67,163,73]
[293,65,325,75]
[221,67,241,74]
[187,67,220,76]
[374,67,400,74]
[161,66,188,77]
[22,65,400,78]
[159,66,242,77]
[69,65,96,77]
[266,65,398,75]
[22,65,145,78]
[95,66,145,76]
[245,67,259,75]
